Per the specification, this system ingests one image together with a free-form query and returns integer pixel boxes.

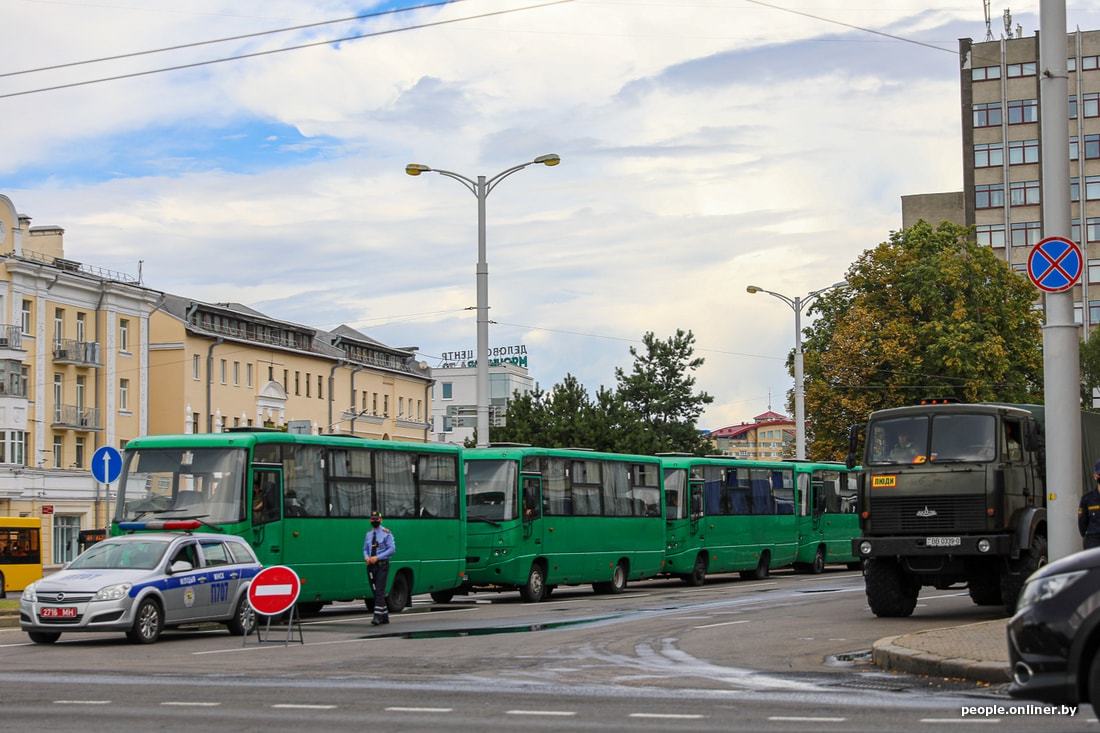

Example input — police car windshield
[466,460,518,522]
[116,448,246,524]
[68,539,170,570]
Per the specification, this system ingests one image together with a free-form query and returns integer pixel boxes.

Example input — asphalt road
[0,568,1091,731]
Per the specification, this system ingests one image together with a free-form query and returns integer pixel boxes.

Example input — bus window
[419,455,459,518]
[522,477,541,521]
[467,459,517,521]
[1,519,43,595]
[252,469,281,525]
[663,468,687,520]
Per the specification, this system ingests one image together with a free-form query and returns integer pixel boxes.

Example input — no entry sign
[1028,236,1083,293]
[247,565,301,616]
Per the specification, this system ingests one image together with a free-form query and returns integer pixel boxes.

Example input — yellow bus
[0,517,43,597]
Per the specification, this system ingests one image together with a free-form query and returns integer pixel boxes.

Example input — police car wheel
[227,595,255,636]
[28,631,60,644]
[126,598,164,644]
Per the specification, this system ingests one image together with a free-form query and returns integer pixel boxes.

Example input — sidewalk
[873,618,1011,683]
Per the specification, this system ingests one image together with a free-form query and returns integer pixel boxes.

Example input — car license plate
[39,607,77,619]
[926,536,962,547]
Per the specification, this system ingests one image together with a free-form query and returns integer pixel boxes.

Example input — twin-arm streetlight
[406,154,560,447]
[746,281,847,460]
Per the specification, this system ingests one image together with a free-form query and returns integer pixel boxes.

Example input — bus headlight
[92,583,132,601]
[21,583,37,602]
[977,539,991,553]
[859,541,872,555]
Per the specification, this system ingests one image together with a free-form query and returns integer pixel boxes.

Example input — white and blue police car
[20,521,261,644]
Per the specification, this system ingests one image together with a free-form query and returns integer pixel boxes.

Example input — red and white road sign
[247,565,301,616]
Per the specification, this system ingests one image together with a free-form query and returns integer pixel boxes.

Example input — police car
[20,521,261,644]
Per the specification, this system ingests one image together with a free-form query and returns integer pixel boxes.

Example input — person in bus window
[364,511,396,625]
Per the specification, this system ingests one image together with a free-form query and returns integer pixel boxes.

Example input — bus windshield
[466,460,517,522]
[68,538,170,570]
[116,448,247,524]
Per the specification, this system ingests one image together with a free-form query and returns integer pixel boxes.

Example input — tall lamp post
[746,281,847,460]
[406,154,560,447]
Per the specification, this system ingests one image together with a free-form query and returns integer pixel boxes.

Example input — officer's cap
[370,510,382,519]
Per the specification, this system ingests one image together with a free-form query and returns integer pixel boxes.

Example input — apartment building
[708,411,795,459]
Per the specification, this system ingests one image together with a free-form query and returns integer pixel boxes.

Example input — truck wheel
[864,558,919,617]
[967,571,1003,606]
[1001,535,1047,615]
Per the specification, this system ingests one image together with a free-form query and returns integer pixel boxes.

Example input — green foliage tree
[491,330,712,454]
[799,220,1043,460]
[1081,336,1100,407]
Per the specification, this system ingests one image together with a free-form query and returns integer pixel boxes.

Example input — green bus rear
[463,447,665,601]
[793,461,861,572]
[113,432,466,612]
[661,457,801,583]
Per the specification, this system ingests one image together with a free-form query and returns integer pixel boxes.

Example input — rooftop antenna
[983,0,994,41]
[1016,22,1022,39]
[1003,8,1013,39]
[767,388,773,412]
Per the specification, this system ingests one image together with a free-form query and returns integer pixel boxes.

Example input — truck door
[1001,417,1029,511]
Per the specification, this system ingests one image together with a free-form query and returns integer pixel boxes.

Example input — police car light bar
[118,520,203,531]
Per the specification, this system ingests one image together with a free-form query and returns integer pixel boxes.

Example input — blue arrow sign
[91,445,123,484]
[1027,236,1083,293]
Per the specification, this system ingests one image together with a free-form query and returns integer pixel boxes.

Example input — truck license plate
[39,606,77,619]
[926,536,961,547]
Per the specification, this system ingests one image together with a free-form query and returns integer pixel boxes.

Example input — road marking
[629,713,704,719]
[385,706,453,713]
[161,702,221,707]
[769,716,847,722]
[272,704,337,710]
[919,719,1000,724]
[694,619,751,629]
[505,710,577,716]
[0,642,33,648]
[670,616,712,620]
[922,592,968,600]
[54,700,111,705]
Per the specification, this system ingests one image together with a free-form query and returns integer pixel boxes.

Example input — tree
[1082,336,1100,407]
[799,221,1043,460]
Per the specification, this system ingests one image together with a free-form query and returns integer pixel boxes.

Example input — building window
[119,378,129,411]
[1090,259,1100,284]
[294,371,300,396]
[54,308,64,343]
[443,415,453,433]
[975,183,1005,209]
[976,225,1006,248]
[247,363,253,388]
[1009,180,1040,206]
[974,142,1003,168]
[233,361,240,386]
[384,395,389,417]
[9,431,25,466]
[75,437,85,468]
[53,515,80,565]
[1007,99,1038,124]
[362,391,367,410]
[20,300,32,336]
[76,375,85,411]
[1072,176,1100,202]
[399,397,404,417]
[1010,221,1042,247]
[76,312,85,342]
[1006,61,1036,78]
[306,373,311,398]
[1071,134,1100,161]
[192,354,200,380]
[283,369,288,390]
[53,374,62,422]
[372,393,378,414]
[119,319,130,352]
[53,435,62,469]
[192,412,200,434]
[1008,139,1039,165]
[442,382,453,400]
[417,400,422,420]
[971,64,1001,81]
[220,359,227,384]
[318,375,323,400]
[973,102,1002,128]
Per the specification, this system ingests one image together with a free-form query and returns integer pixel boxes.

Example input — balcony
[53,339,101,367]
[0,325,22,351]
[52,405,101,431]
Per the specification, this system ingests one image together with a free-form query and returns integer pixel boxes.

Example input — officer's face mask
[371,520,381,528]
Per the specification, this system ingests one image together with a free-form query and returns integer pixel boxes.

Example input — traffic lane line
[694,619,751,629]
[53,700,111,705]
[272,704,337,710]
[769,716,847,722]
[505,710,577,716]
[385,706,453,713]
[919,719,1000,724]
[160,701,221,707]
[629,713,705,719]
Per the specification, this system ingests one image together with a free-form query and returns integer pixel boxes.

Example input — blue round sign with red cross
[1027,236,1083,293]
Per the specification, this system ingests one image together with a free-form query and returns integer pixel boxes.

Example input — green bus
[113,432,466,613]
[660,457,863,584]
[461,447,665,602]
[793,461,862,573]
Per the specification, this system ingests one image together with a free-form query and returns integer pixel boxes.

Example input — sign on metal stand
[1027,236,1083,293]
[91,445,123,536]
[247,565,304,646]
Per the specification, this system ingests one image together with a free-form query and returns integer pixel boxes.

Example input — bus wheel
[387,573,411,613]
[740,552,769,581]
[811,546,825,575]
[430,590,456,604]
[683,555,707,587]
[520,564,546,603]
[28,631,60,644]
[595,562,628,594]
[0,571,5,598]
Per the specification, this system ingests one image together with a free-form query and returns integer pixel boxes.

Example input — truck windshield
[930,414,996,462]
[868,416,929,465]
[116,448,247,524]
[466,460,517,522]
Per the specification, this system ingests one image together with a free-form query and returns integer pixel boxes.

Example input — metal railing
[52,404,101,430]
[53,339,100,366]
[0,325,21,350]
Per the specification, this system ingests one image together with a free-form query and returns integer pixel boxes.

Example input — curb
[872,634,1011,683]
[0,613,20,629]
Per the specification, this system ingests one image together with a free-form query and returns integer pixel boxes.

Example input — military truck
[846,402,1100,616]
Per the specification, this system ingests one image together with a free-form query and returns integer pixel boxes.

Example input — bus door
[689,479,704,540]
[250,467,283,561]
[521,474,543,548]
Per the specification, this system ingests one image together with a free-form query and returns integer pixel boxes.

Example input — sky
[4,0,1100,431]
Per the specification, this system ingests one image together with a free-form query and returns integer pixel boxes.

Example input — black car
[1007,547,1100,709]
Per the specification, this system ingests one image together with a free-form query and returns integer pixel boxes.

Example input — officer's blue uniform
[1079,487,1100,550]
[364,519,396,624]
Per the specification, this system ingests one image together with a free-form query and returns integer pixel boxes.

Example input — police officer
[1078,460,1100,550]
[364,510,396,625]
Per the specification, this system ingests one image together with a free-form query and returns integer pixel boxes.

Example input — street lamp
[406,154,560,447]
[746,280,847,460]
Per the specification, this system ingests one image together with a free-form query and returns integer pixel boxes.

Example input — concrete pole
[476,176,490,448]
[793,296,806,461]
[1039,0,1082,561]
